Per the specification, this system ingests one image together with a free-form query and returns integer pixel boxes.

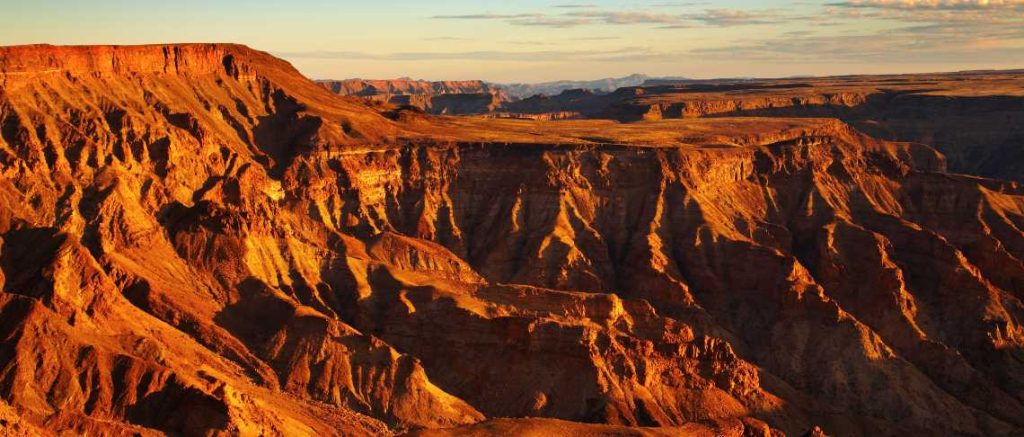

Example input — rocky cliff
[318,78,508,115]
[0,44,1023,436]
[499,73,1024,182]
[318,78,499,98]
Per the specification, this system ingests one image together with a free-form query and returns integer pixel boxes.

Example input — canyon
[0,44,1022,436]
[321,73,1024,184]
[479,73,1024,183]
[317,79,507,115]
[316,75,680,116]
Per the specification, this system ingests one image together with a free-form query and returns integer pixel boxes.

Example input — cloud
[825,0,1024,24]
[430,6,791,29]
[569,36,623,41]
[649,1,711,6]
[564,10,684,24]
[304,0,1024,79]
[822,0,1024,42]
[676,0,1024,65]
[431,13,542,20]
[828,0,1024,11]
[432,8,692,28]
[429,0,1024,33]
[690,20,1024,65]
[504,39,562,46]
[682,8,787,26]
[507,16,593,27]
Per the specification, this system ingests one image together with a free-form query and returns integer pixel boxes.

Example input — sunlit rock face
[0,44,1022,436]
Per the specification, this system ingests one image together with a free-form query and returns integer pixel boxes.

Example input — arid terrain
[0,44,1023,436]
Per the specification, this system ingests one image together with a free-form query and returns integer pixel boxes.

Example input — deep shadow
[126,375,231,435]
[252,89,322,178]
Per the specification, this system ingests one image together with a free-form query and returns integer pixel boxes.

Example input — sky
[2,0,1023,83]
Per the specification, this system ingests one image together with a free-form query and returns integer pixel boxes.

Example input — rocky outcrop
[1,44,1023,436]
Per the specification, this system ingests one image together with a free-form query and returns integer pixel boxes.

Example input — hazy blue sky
[2,0,1023,82]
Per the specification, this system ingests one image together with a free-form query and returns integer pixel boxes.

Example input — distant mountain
[318,75,692,102]
[497,74,689,99]
[316,78,508,114]
[317,77,503,98]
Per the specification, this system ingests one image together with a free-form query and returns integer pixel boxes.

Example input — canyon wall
[497,74,1024,182]
[0,44,1023,436]
[318,78,508,115]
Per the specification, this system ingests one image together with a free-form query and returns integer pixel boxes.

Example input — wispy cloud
[683,8,787,26]
[828,0,1024,11]
[649,1,712,7]
[430,6,790,29]
[507,16,592,27]
[825,0,1024,23]
[824,0,1024,40]
[417,1,1024,73]
[563,10,684,24]
[692,22,1024,64]
[432,13,542,20]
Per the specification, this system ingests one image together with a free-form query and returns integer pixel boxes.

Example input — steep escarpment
[619,92,1024,182]
[1,44,1023,436]
[738,94,1024,183]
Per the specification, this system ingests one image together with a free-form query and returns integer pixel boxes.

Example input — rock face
[1,44,1023,436]
[318,78,508,115]
[319,78,500,98]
